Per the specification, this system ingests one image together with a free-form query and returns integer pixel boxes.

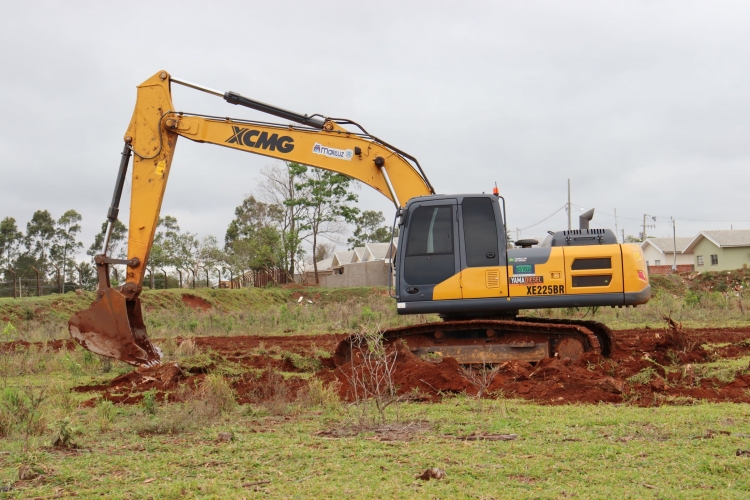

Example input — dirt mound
[335,341,470,402]
[63,325,750,408]
[182,294,211,310]
[232,370,310,405]
[332,326,750,405]
[73,335,346,407]
[75,363,186,405]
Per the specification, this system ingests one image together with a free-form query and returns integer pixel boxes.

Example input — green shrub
[96,399,116,432]
[684,291,702,308]
[141,389,158,415]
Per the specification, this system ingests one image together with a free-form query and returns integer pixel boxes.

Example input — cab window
[461,197,499,267]
[404,205,455,285]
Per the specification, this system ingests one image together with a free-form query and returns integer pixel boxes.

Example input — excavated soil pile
[336,326,750,405]
[63,326,750,407]
[73,334,344,406]
[75,363,187,405]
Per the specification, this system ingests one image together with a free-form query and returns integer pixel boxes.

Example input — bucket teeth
[68,288,162,367]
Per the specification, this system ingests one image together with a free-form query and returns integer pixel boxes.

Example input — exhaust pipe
[579,208,595,230]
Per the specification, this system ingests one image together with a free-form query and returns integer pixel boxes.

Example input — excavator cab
[395,194,510,314]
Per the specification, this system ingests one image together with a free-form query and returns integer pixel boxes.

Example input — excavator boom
[69,70,434,366]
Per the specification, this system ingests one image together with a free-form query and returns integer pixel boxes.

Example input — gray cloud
[1,0,748,255]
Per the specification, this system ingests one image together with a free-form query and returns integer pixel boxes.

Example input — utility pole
[621,229,625,243]
[614,208,619,243]
[671,217,677,272]
[567,179,571,231]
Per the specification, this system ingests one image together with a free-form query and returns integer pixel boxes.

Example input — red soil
[181,294,211,310]
[57,325,750,407]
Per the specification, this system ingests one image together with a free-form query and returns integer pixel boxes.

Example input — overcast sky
[2,1,749,258]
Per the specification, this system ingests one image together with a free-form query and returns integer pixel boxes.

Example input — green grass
[693,355,750,383]
[3,393,750,498]
[3,278,750,343]
[0,330,750,498]
[0,287,437,343]
[2,283,750,497]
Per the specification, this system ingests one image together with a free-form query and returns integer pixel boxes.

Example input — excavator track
[333,317,612,367]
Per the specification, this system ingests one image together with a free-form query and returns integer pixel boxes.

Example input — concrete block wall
[647,264,695,275]
[318,261,390,287]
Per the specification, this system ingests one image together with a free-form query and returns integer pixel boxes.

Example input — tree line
[0,163,396,296]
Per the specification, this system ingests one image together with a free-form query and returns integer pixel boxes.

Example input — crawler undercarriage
[333,317,612,366]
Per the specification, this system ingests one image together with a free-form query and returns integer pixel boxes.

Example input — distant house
[683,230,750,272]
[300,240,398,287]
[331,250,355,269]
[352,247,366,263]
[363,240,397,262]
[640,237,695,274]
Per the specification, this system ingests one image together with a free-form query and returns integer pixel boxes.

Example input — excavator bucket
[68,288,162,367]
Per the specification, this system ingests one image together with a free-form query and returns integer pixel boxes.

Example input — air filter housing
[548,228,618,247]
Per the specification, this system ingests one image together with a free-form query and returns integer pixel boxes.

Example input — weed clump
[628,367,656,385]
[193,374,237,417]
[141,388,158,415]
[96,399,116,432]
[1,384,48,450]
[133,374,237,436]
[282,352,322,372]
[300,378,340,408]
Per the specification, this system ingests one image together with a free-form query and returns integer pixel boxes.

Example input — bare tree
[315,242,336,263]
[340,328,404,425]
[258,162,310,278]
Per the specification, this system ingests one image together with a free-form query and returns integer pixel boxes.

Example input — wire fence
[0,279,80,298]
[0,268,293,299]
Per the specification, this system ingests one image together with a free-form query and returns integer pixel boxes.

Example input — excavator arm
[69,70,434,366]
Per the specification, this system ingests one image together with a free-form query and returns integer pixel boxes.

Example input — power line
[570,203,750,224]
[517,204,567,231]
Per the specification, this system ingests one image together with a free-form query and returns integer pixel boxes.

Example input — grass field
[2,273,750,498]
[3,271,750,343]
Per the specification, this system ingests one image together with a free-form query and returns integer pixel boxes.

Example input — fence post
[31,266,41,296]
[177,269,183,289]
[229,269,234,289]
[6,269,17,298]
[161,268,168,289]
[73,264,82,290]
[52,264,61,293]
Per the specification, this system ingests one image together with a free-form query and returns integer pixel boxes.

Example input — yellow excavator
[69,70,650,367]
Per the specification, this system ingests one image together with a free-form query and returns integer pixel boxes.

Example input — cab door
[398,199,461,302]
[457,196,509,299]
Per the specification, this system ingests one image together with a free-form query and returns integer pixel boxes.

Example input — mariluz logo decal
[226,127,294,153]
[312,143,353,161]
